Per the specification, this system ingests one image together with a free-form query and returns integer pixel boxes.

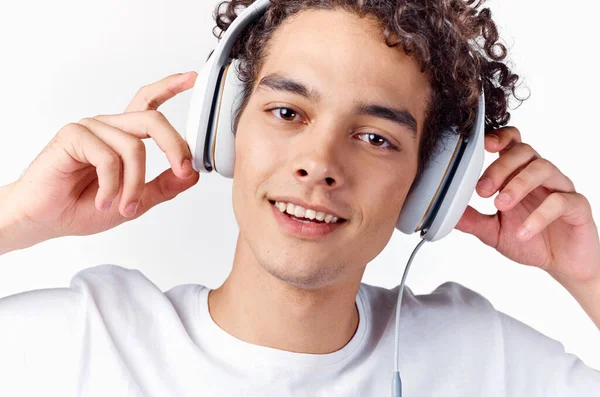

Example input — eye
[269,107,302,123]
[356,132,397,151]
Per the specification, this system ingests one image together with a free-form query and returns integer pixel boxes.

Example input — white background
[0,0,599,370]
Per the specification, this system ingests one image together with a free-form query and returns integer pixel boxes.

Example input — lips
[273,201,346,223]
[267,197,346,221]
[269,200,345,224]
[269,200,346,239]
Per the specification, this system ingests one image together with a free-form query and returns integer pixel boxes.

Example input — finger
[92,110,194,180]
[476,142,540,198]
[454,205,500,248]
[125,72,197,113]
[136,167,200,215]
[485,126,522,154]
[56,123,122,212]
[78,118,147,217]
[516,192,591,241]
[494,158,576,211]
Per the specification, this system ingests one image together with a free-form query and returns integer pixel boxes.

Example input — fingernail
[125,202,138,217]
[477,177,493,192]
[182,158,192,171]
[517,226,529,238]
[102,199,113,211]
[488,134,500,144]
[180,71,194,80]
[497,192,511,203]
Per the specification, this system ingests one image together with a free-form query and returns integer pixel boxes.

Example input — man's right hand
[3,71,200,246]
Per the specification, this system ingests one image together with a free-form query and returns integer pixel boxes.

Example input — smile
[269,200,346,239]
[272,200,342,224]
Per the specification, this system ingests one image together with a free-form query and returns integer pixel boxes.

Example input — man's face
[231,8,431,289]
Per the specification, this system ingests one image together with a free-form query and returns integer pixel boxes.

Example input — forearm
[0,183,46,256]
[552,272,600,331]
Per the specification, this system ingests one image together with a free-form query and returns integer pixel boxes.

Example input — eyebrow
[256,73,418,140]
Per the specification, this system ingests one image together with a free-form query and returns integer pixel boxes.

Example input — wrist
[551,270,600,331]
[0,182,45,255]
[549,262,600,291]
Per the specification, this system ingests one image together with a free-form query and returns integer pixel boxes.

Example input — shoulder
[412,281,499,331]
[359,280,501,342]
[411,281,496,315]
[359,280,495,315]
[70,264,208,316]
[70,263,157,291]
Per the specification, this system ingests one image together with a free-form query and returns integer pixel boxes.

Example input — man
[0,0,599,396]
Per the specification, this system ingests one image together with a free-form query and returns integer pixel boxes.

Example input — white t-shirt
[0,264,598,396]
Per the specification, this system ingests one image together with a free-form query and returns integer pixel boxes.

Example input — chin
[259,253,348,290]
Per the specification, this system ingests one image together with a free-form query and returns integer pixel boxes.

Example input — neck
[207,233,362,354]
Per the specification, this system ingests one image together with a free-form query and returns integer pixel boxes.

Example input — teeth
[273,201,342,224]
[286,203,295,214]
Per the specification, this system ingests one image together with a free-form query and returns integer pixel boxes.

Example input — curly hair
[212,0,524,179]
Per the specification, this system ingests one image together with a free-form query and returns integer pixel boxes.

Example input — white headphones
[183,0,485,243]
[184,4,487,395]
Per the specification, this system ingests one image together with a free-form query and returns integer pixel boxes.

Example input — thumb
[138,168,200,214]
[454,205,500,247]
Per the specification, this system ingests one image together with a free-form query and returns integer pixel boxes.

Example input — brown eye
[368,133,385,146]
[357,132,393,149]
[271,107,299,122]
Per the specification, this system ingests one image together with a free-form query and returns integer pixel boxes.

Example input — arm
[0,183,50,256]
[0,285,82,395]
[455,125,600,336]
[0,72,200,258]
[498,310,600,396]
[552,272,600,331]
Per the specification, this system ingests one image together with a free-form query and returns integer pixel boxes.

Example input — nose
[291,128,345,189]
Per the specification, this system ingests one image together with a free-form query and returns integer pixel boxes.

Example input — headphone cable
[392,236,428,397]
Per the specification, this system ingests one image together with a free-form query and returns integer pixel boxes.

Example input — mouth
[268,199,347,239]
[268,199,346,223]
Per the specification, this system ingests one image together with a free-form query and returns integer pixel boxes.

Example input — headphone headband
[184,0,485,242]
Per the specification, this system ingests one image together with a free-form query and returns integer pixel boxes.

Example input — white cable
[392,236,427,396]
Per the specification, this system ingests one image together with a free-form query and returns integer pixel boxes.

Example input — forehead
[257,8,431,129]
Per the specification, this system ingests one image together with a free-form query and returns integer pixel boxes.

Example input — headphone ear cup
[421,95,485,241]
[212,59,245,178]
[184,52,219,173]
[397,94,485,241]
[396,131,462,234]
[184,0,269,175]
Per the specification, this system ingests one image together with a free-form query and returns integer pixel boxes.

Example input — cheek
[234,118,282,177]
[363,172,413,232]
[232,119,283,215]
[352,179,410,262]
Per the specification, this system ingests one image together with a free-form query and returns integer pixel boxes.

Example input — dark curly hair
[212,0,524,179]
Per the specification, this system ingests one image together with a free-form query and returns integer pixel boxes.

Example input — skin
[208,9,431,353]
[207,8,600,353]
[4,5,597,357]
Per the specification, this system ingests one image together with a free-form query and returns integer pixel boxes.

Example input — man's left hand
[455,126,600,285]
